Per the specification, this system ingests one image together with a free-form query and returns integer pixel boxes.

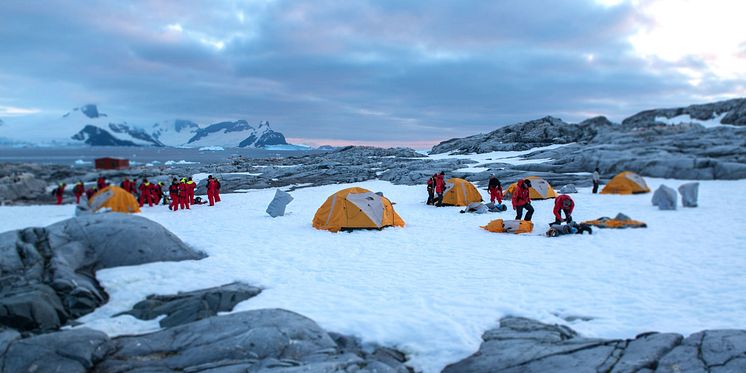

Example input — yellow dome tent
[600,171,650,195]
[504,176,557,200]
[441,178,483,206]
[482,219,534,234]
[89,185,141,213]
[313,187,405,232]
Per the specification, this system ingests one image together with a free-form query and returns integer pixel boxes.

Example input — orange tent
[89,185,141,213]
[601,171,650,195]
[313,187,405,232]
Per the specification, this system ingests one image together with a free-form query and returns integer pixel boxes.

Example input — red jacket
[54,184,66,197]
[207,179,217,194]
[97,177,107,190]
[178,183,189,197]
[169,184,180,195]
[511,180,531,207]
[73,184,84,196]
[120,180,130,191]
[435,174,445,193]
[139,182,152,195]
[553,194,575,220]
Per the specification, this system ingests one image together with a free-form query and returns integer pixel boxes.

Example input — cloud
[0,0,743,145]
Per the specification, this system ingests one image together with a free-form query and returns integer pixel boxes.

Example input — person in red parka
[206,175,218,206]
[86,187,97,200]
[434,171,445,207]
[487,174,503,204]
[179,178,190,210]
[139,179,154,207]
[129,178,139,195]
[53,183,66,205]
[511,179,534,221]
[72,181,84,204]
[426,174,436,205]
[153,182,165,205]
[186,177,196,204]
[97,176,107,190]
[168,179,180,211]
[214,177,221,202]
[120,177,131,193]
[553,194,575,225]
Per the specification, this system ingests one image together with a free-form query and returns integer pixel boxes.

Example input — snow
[427,144,567,169]
[655,113,735,128]
[164,160,199,165]
[1,177,745,372]
[198,146,225,151]
[74,159,92,165]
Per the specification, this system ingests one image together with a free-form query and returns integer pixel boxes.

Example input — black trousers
[427,189,434,205]
[515,204,534,221]
[592,181,599,194]
[436,192,444,206]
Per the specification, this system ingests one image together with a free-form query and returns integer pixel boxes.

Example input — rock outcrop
[444,316,746,373]
[622,97,746,127]
[0,172,48,203]
[116,282,262,328]
[0,214,205,332]
[0,309,412,373]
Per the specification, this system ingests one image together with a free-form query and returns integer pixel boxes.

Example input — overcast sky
[1,0,745,146]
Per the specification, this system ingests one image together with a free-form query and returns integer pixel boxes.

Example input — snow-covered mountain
[150,120,200,147]
[0,104,291,148]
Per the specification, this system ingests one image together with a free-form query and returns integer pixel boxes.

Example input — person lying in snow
[546,221,592,237]
[193,196,208,205]
[460,202,507,214]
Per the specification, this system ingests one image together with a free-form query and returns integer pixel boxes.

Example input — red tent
[95,157,129,170]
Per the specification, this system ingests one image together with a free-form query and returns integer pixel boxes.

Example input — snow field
[1,178,745,372]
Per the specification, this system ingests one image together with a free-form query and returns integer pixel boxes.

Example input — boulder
[0,309,412,373]
[444,316,746,373]
[266,189,293,217]
[0,214,205,332]
[559,184,578,194]
[116,282,262,328]
[0,172,48,203]
[652,184,678,210]
[678,182,699,207]
[0,328,111,373]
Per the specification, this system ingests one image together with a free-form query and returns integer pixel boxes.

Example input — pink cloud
[286,137,439,149]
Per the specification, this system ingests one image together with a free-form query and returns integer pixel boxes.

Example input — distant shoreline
[0,146,321,165]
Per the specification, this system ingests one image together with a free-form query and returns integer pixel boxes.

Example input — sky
[1,0,745,147]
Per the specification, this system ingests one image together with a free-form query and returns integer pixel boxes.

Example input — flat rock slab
[443,317,746,373]
[0,309,412,373]
[0,214,205,332]
[116,282,262,328]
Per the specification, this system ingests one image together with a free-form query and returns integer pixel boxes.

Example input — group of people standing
[423,173,575,225]
[53,175,223,211]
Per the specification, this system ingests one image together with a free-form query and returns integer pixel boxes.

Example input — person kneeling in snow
[553,194,574,225]
[512,179,533,221]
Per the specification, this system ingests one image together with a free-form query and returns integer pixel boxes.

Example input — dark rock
[0,214,205,332]
[95,309,412,373]
[116,282,262,328]
[1,327,112,373]
[0,172,48,203]
[652,184,677,210]
[444,317,746,373]
[678,182,699,207]
[559,184,578,194]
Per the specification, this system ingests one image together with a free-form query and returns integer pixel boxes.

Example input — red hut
[95,157,130,170]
